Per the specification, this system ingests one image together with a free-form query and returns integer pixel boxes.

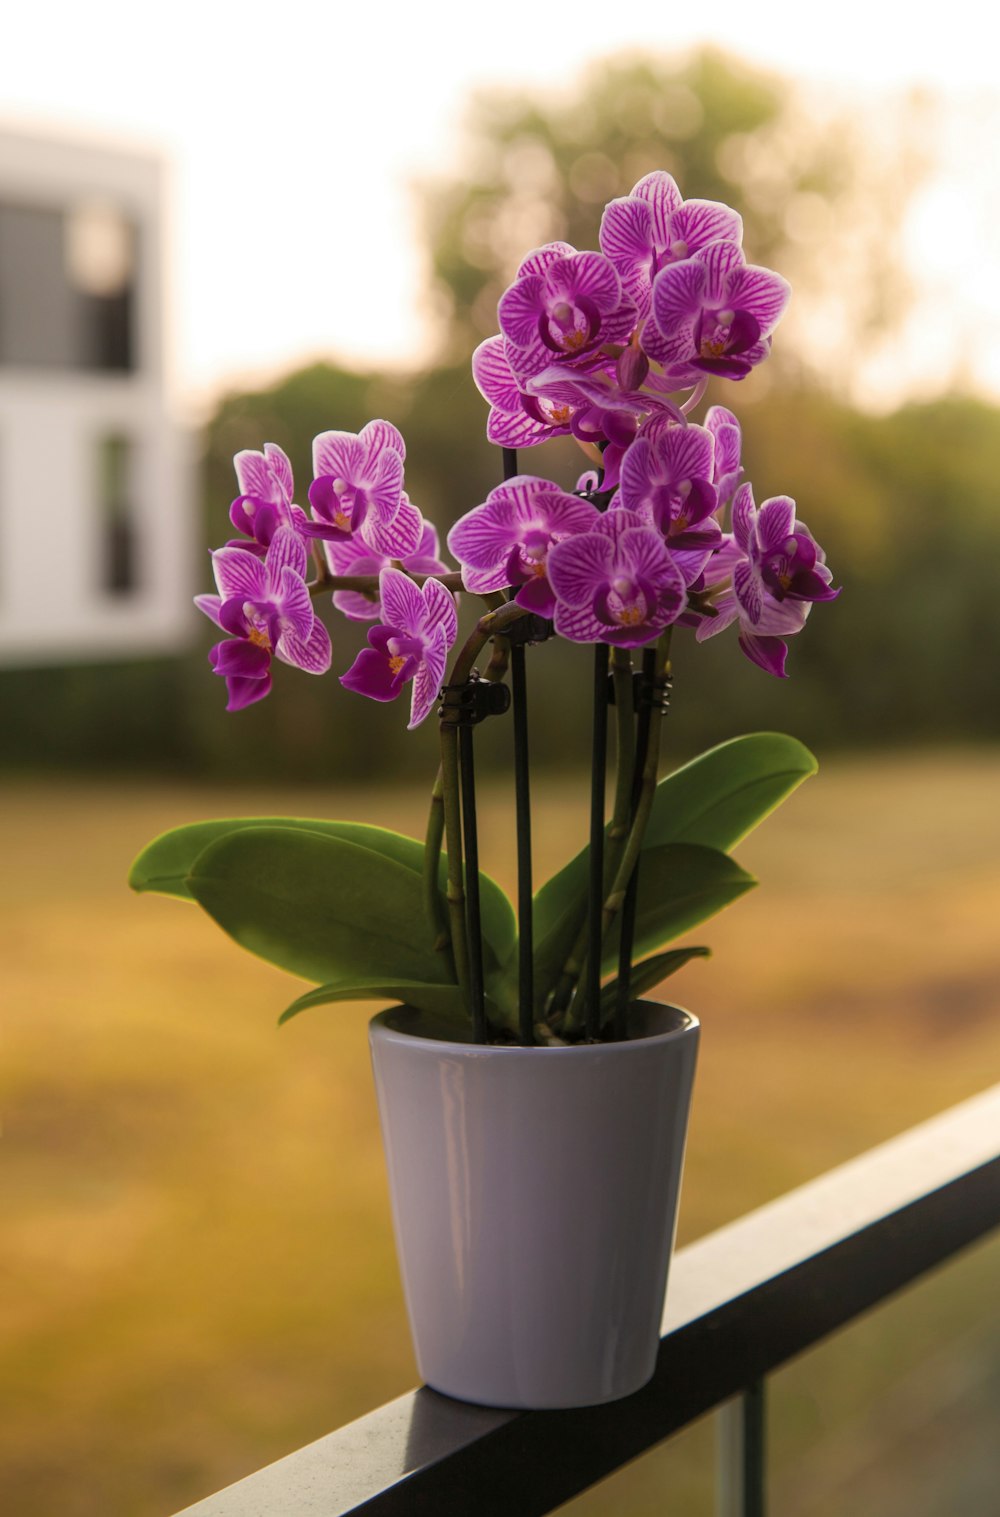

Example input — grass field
[3,750,1000,1515]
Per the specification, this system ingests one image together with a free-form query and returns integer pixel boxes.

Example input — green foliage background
[1,50,995,781]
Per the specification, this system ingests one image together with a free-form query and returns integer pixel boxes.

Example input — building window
[0,199,137,373]
[98,434,138,595]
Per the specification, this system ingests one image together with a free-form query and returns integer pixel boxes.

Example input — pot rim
[369,999,698,1058]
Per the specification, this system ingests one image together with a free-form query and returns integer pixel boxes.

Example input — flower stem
[549,647,635,1029]
[422,766,450,957]
[609,647,636,847]
[602,630,673,969]
[439,723,471,1014]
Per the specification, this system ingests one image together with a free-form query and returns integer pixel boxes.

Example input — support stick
[511,642,534,1045]
[458,723,487,1044]
[585,642,610,1041]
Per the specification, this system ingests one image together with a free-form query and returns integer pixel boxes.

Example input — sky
[2,0,999,416]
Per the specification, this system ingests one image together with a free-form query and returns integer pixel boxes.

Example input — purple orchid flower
[704,405,743,507]
[326,511,450,622]
[617,422,722,577]
[644,240,790,382]
[498,243,637,381]
[695,484,838,676]
[340,567,458,729]
[308,420,421,557]
[195,528,332,710]
[547,509,687,647]
[448,477,600,616]
[600,171,743,322]
[227,443,310,555]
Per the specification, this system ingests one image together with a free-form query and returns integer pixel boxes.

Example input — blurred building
[0,126,192,663]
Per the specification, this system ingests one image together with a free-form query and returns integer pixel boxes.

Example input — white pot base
[370,1001,699,1410]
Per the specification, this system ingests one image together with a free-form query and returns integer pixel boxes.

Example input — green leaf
[130,815,516,975]
[530,732,814,1005]
[130,817,431,899]
[599,946,710,1017]
[186,827,457,990]
[279,977,475,1026]
[532,843,753,1006]
[643,732,818,852]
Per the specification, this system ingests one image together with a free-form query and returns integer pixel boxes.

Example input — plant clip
[606,668,672,710]
[502,613,554,648]
[438,673,512,726]
[636,667,673,714]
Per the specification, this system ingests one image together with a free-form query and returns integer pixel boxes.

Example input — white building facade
[0,127,193,663]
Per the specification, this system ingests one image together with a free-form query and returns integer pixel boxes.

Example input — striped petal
[409,630,448,729]
[631,172,683,244]
[516,242,576,279]
[725,265,791,337]
[421,577,458,647]
[212,546,267,600]
[278,613,332,675]
[669,200,743,256]
[362,491,422,556]
[313,431,365,481]
[379,566,425,635]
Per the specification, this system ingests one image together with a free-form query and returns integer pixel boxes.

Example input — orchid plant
[130,171,838,1046]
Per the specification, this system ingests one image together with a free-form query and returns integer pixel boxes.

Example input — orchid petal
[599,196,653,269]
[275,566,315,641]
[725,265,792,336]
[696,239,746,301]
[548,250,620,310]
[631,171,683,243]
[340,645,401,703]
[547,532,615,607]
[223,672,273,712]
[194,593,224,628]
[212,546,267,601]
[757,496,797,556]
[552,600,608,645]
[362,491,422,557]
[472,336,523,411]
[650,260,707,338]
[379,566,426,636]
[421,578,458,646]
[266,525,308,583]
[313,431,365,481]
[277,614,332,675]
[739,631,789,678]
[360,418,406,463]
[669,200,743,255]
[409,631,448,729]
[731,483,756,554]
[516,242,576,280]
[498,273,546,350]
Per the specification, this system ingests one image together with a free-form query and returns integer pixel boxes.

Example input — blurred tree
[420,48,925,392]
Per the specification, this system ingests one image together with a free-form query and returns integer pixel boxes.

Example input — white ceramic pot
[368,1000,699,1409]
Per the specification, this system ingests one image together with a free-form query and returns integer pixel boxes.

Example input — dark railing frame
[175,1083,1000,1517]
